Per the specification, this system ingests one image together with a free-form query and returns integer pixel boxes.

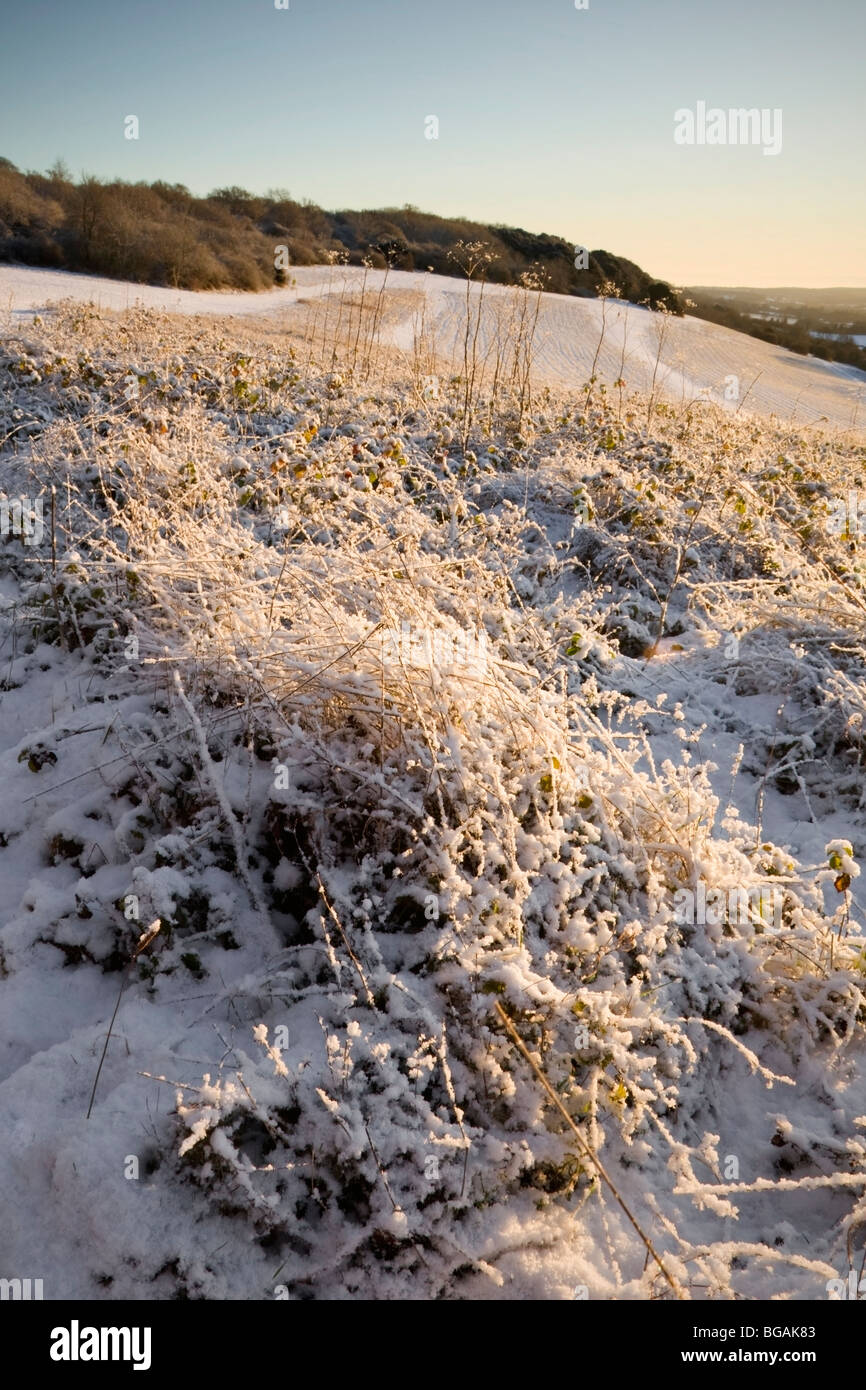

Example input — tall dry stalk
[585,278,619,414]
[363,259,392,377]
[645,302,673,427]
[449,240,495,443]
[350,257,372,377]
[514,268,545,432]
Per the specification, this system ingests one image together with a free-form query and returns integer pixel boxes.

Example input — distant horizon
[685,284,866,292]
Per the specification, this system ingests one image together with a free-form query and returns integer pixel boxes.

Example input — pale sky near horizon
[0,0,862,287]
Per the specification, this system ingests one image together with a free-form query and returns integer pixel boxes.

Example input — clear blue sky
[0,0,863,285]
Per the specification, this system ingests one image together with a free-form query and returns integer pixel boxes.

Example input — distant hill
[0,157,682,310]
[686,285,866,370]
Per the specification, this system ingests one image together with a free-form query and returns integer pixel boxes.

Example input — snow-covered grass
[2,296,866,1300]
[3,262,866,433]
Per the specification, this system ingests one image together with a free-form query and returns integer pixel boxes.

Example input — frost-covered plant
[2,302,866,1299]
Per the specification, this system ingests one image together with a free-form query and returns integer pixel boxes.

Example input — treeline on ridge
[0,157,682,310]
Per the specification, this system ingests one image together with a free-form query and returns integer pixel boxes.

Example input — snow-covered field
[2,281,866,1301]
[3,263,865,434]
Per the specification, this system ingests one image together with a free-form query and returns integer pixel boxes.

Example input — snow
[1,287,865,1302]
[2,263,865,432]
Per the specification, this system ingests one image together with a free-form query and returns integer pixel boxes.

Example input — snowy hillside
[1,282,866,1301]
[3,263,865,434]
